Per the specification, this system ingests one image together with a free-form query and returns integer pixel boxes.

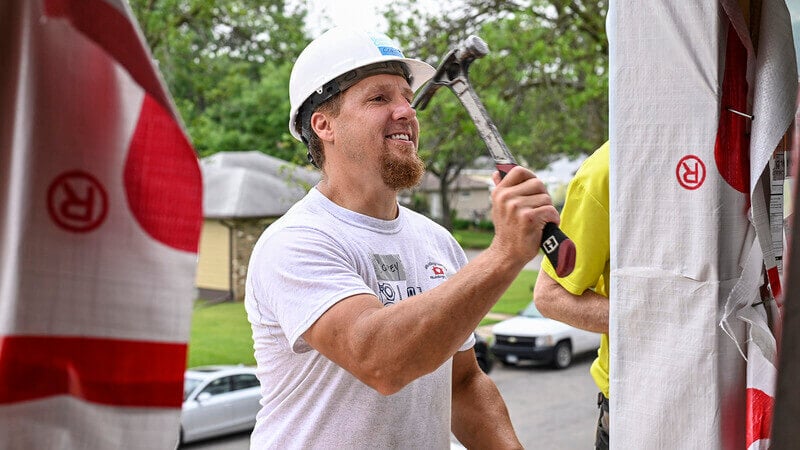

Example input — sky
[301,0,445,36]
[303,0,393,36]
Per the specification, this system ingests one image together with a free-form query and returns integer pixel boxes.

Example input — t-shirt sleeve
[541,148,609,296]
[249,226,375,353]
[459,332,476,352]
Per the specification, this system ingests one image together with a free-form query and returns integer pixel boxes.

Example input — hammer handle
[496,164,576,278]
[413,34,575,277]
[454,80,576,277]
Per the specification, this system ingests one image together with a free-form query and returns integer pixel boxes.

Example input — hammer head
[455,35,489,63]
[411,35,490,111]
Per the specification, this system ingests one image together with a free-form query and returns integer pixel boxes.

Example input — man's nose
[392,100,416,120]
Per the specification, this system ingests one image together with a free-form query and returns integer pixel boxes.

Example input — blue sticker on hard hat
[368,32,405,58]
[377,46,403,57]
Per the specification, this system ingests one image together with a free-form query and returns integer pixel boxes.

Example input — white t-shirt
[245,187,474,449]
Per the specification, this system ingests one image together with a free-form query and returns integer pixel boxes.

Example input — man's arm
[303,167,561,395]
[451,349,522,449]
[533,270,608,334]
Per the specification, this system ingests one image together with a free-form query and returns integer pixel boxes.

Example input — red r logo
[47,170,109,232]
[676,155,706,190]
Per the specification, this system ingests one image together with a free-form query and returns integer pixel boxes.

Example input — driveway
[180,355,599,450]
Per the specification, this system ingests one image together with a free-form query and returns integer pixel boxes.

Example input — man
[533,141,610,450]
[244,27,560,449]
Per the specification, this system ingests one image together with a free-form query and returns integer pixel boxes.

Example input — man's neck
[317,177,399,220]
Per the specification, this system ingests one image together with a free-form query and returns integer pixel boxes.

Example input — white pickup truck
[490,301,601,369]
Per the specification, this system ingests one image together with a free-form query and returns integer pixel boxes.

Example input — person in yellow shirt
[534,141,610,450]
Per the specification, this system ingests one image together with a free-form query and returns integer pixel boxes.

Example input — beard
[380,148,425,191]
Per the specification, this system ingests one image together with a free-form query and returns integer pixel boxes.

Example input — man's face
[331,74,425,190]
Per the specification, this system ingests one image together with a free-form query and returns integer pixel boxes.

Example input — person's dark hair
[302,94,342,169]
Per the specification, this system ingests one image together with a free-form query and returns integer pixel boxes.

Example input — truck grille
[494,334,536,348]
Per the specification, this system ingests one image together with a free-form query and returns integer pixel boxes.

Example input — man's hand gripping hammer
[412,35,576,277]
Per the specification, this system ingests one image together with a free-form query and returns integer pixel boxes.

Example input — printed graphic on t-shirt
[371,254,420,306]
[371,254,405,281]
[425,262,448,280]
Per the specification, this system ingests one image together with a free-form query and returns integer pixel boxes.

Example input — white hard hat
[288,27,436,142]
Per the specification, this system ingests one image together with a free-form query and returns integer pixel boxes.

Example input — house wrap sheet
[608,0,796,448]
[0,0,202,448]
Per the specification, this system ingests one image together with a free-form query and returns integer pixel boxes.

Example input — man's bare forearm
[304,168,560,394]
[451,351,523,449]
[533,270,608,334]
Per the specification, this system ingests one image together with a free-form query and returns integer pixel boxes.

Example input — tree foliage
[385,0,608,229]
[128,0,608,229]
[128,0,310,162]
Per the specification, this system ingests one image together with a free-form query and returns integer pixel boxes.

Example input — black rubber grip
[541,222,575,277]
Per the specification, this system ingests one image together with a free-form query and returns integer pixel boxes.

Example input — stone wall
[231,218,275,301]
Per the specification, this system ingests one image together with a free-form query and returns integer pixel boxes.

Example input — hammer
[412,35,576,277]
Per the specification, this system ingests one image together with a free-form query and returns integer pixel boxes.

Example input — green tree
[128,0,310,162]
[386,0,608,230]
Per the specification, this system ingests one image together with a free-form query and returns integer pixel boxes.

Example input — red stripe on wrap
[714,25,750,194]
[0,336,186,407]
[124,95,202,252]
[746,387,774,448]
[766,266,782,299]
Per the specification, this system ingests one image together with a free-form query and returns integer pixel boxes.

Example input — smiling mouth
[387,133,411,141]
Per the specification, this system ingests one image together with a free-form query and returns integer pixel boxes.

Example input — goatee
[381,150,425,190]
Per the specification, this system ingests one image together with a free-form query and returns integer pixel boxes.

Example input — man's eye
[371,95,386,102]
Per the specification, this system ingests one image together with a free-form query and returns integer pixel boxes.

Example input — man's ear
[310,111,334,141]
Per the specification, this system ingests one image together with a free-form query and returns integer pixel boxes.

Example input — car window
[520,302,545,318]
[201,376,232,396]
[231,374,260,391]
[184,377,203,401]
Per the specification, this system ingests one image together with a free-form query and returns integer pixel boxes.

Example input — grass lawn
[492,269,537,315]
[187,301,256,368]
[452,229,494,249]
[187,268,538,368]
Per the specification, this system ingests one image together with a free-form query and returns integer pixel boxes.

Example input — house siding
[196,219,231,295]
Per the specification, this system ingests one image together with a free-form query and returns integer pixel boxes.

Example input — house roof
[414,155,587,193]
[415,171,493,192]
[201,151,321,218]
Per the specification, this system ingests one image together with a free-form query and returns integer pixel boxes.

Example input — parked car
[181,365,261,444]
[490,302,601,369]
[473,332,494,374]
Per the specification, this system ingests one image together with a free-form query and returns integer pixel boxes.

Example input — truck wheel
[552,341,572,369]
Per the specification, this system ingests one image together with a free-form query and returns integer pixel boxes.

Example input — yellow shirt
[541,142,610,397]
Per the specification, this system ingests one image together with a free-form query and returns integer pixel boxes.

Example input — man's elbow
[371,380,405,396]
[533,271,559,318]
[361,373,411,396]
[357,353,448,395]
[355,362,414,396]
[533,292,556,319]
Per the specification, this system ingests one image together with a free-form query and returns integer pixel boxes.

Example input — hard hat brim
[289,56,435,141]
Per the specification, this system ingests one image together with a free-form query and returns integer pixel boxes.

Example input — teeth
[388,134,410,140]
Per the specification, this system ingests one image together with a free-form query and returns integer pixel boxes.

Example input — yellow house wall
[196,219,230,291]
